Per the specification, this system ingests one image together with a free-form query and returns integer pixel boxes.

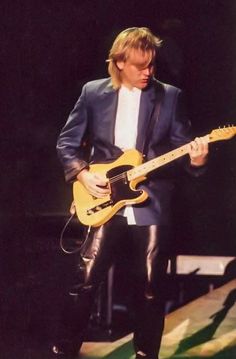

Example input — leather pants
[58,215,169,358]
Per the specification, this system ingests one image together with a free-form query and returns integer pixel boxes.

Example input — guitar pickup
[87,199,113,215]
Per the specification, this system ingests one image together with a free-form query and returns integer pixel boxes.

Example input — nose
[143,66,152,76]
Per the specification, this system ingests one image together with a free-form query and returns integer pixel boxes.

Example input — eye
[136,62,154,71]
[136,64,147,71]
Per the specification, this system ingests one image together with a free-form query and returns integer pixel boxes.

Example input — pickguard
[107,165,143,204]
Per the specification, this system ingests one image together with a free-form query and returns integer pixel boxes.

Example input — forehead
[126,48,154,66]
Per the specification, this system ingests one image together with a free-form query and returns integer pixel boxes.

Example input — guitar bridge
[87,199,113,215]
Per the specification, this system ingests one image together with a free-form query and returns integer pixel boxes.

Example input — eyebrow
[134,59,154,68]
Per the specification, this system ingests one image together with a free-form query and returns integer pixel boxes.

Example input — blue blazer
[57,78,201,225]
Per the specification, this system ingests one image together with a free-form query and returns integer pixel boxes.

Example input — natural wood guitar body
[73,149,148,227]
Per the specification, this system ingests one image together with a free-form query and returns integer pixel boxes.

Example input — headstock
[209,126,236,143]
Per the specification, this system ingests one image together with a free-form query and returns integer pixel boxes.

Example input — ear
[116,61,125,70]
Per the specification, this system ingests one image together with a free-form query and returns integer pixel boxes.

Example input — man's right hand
[77,169,110,198]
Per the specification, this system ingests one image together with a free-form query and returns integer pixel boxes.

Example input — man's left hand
[189,136,209,167]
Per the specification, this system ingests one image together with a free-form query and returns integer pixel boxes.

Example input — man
[54,27,208,359]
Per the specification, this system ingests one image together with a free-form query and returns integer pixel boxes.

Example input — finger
[95,185,110,195]
[88,182,110,197]
[191,137,208,155]
[94,173,108,186]
[195,137,209,155]
[193,136,202,148]
[190,139,199,153]
[90,187,110,198]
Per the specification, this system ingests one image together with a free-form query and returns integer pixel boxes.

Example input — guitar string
[108,160,153,183]
[108,147,189,184]
[107,147,187,184]
[108,154,173,183]
[97,128,236,185]
[108,164,145,183]
[109,172,126,183]
[108,163,146,183]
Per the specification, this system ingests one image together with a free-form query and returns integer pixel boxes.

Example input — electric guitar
[73,126,236,227]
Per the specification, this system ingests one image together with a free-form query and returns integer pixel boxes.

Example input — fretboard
[126,126,236,181]
[127,143,190,181]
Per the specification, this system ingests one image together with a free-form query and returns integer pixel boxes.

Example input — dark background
[1,0,236,258]
[0,1,236,355]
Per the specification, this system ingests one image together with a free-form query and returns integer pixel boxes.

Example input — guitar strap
[141,83,165,157]
[141,83,176,157]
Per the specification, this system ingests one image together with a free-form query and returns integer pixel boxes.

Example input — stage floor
[80,279,236,358]
[1,279,236,358]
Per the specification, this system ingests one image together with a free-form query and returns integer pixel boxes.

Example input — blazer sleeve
[56,84,90,182]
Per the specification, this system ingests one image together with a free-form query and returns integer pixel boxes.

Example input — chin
[139,83,149,89]
[135,81,147,89]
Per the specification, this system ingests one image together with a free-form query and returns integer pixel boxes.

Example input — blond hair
[107,27,162,89]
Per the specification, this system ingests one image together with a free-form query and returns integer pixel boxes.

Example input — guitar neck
[127,126,236,181]
[127,142,191,181]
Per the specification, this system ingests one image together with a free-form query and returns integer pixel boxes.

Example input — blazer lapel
[136,81,164,153]
[99,81,118,144]
[136,84,157,152]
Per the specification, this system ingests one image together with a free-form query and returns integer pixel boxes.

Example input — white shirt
[114,85,141,224]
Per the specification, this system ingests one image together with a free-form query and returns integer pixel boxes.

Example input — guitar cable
[59,212,91,254]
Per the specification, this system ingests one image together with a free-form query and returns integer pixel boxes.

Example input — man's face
[117,48,155,89]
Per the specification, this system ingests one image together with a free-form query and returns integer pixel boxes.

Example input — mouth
[140,79,149,86]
